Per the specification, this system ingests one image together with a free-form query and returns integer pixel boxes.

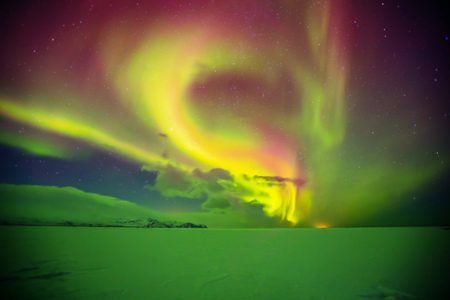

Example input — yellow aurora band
[2,1,438,226]
[109,2,347,225]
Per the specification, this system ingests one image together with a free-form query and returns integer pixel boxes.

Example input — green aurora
[0,0,448,227]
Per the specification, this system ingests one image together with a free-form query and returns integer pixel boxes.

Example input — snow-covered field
[0,226,448,299]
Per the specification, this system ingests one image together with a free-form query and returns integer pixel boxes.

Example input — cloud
[192,167,233,193]
[0,183,168,223]
[142,163,312,227]
[149,165,198,198]
[145,164,238,213]
[201,195,232,210]
[253,175,305,187]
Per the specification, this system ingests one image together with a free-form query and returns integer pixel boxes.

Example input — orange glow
[315,224,329,229]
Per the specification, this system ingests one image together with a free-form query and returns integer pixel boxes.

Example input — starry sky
[0,0,449,227]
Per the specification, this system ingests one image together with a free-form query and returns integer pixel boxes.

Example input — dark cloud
[254,175,305,187]
[192,167,233,193]
[145,165,236,212]
[208,168,233,180]
[201,196,232,210]
[150,165,197,198]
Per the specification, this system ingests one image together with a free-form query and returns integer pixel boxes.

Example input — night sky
[0,0,449,227]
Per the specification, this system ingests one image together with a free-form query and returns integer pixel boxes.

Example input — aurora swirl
[0,0,448,227]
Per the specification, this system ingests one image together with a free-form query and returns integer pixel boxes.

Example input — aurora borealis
[0,0,449,227]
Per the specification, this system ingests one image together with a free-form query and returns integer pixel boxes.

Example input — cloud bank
[0,184,166,224]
